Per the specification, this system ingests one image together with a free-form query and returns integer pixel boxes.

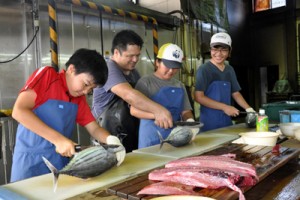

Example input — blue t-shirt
[195,61,241,94]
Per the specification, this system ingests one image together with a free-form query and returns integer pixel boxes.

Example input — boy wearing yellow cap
[130,43,197,148]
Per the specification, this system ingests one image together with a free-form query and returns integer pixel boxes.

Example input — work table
[1,123,300,200]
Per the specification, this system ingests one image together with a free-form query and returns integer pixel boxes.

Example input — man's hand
[186,118,199,141]
[154,107,173,129]
[106,135,126,166]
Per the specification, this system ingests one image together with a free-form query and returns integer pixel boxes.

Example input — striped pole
[60,0,159,58]
[48,0,59,71]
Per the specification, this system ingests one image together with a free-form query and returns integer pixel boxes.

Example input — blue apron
[200,81,232,131]
[10,99,78,182]
[138,87,184,148]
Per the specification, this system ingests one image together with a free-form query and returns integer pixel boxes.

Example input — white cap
[210,32,232,49]
[156,43,184,69]
[259,108,265,115]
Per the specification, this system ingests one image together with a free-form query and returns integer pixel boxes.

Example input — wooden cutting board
[107,143,300,200]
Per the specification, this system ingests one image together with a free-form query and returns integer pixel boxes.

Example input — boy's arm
[232,91,253,111]
[194,90,239,117]
[130,105,155,119]
[12,89,76,157]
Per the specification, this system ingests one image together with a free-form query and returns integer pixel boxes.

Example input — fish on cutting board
[157,126,194,148]
[42,144,122,192]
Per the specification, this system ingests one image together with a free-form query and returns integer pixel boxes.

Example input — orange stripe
[129,12,138,20]
[51,49,58,65]
[141,15,148,23]
[87,2,98,10]
[152,18,158,25]
[117,9,125,17]
[103,5,112,13]
[49,27,57,41]
[72,0,81,6]
[48,5,56,20]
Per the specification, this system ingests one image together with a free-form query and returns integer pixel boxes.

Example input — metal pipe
[1,118,7,184]
[59,0,160,59]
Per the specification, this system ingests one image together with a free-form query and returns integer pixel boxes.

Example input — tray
[107,143,300,200]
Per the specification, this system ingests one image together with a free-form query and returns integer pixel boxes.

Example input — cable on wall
[0,19,40,64]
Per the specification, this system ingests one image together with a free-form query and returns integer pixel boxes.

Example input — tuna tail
[156,130,165,149]
[42,156,60,192]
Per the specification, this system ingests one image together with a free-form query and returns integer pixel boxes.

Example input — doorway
[260,65,279,104]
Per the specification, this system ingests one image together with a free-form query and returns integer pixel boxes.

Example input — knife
[239,111,257,114]
[74,144,120,152]
[173,121,203,128]
[75,145,82,152]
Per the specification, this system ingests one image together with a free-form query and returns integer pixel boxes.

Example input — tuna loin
[149,167,246,200]
[137,181,197,196]
[165,155,258,180]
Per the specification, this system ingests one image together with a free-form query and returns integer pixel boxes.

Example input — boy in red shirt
[10,48,125,182]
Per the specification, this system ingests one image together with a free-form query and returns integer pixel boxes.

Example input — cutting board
[133,133,239,159]
[107,143,300,200]
[2,152,175,200]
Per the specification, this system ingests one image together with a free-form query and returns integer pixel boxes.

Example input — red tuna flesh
[149,168,246,200]
[165,155,258,180]
[137,181,197,196]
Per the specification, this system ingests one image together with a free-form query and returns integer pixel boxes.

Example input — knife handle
[75,145,81,152]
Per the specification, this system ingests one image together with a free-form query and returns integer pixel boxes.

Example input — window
[253,0,286,12]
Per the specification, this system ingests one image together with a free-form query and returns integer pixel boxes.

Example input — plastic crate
[279,110,300,123]
[262,101,300,122]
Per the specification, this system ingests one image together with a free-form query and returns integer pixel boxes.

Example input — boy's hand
[55,138,76,157]
[106,135,126,166]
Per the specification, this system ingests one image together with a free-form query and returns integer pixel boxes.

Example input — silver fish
[42,144,122,192]
[157,127,193,149]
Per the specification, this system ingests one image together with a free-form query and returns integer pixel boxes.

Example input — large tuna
[42,144,122,192]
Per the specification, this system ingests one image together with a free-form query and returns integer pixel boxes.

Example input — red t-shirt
[21,66,95,126]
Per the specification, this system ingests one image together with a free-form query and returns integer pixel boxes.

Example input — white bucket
[239,132,280,146]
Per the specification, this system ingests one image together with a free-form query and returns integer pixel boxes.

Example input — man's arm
[130,105,154,119]
[111,82,173,129]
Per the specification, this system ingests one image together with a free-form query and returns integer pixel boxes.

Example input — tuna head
[157,127,193,149]
[43,145,120,192]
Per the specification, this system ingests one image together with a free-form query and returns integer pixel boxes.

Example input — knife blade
[75,145,82,152]
[239,111,256,114]
[173,121,203,128]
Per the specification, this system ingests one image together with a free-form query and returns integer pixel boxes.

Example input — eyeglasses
[210,48,229,54]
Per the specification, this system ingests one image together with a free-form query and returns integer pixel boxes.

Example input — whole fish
[157,126,193,149]
[42,144,122,192]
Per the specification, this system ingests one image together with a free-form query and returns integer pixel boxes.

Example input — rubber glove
[106,135,126,166]
[246,107,256,113]
[186,118,199,141]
